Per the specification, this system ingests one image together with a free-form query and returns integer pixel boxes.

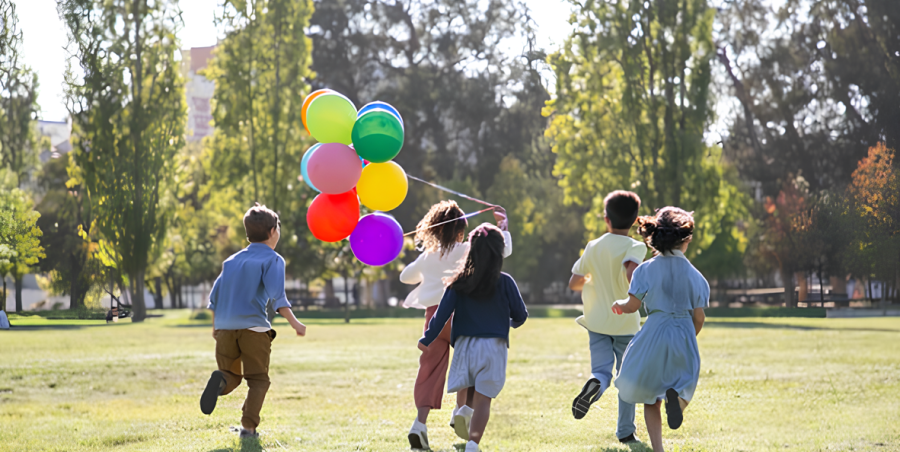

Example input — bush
[190,310,212,321]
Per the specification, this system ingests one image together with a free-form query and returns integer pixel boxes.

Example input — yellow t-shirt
[572,233,647,336]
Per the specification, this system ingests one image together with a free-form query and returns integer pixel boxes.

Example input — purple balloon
[350,213,403,266]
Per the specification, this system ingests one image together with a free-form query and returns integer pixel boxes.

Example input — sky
[16,0,574,122]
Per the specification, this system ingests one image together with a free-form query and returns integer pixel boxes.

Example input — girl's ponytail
[637,207,694,255]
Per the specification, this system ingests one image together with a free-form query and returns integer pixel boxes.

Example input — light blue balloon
[357,101,403,127]
[301,144,322,192]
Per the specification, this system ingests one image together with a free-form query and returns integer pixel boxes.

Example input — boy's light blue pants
[588,331,636,439]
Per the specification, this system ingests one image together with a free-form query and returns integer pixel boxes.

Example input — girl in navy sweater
[419,223,528,452]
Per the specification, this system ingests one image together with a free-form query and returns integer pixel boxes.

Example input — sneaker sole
[200,370,225,415]
[665,388,683,430]
[453,414,470,441]
[572,379,602,419]
[408,432,428,450]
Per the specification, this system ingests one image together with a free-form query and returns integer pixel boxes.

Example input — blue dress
[614,250,709,405]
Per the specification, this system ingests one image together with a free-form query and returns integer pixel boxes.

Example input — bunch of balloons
[301,89,407,266]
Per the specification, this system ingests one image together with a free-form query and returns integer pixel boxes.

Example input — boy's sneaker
[449,406,458,428]
[200,370,226,415]
[618,433,641,444]
[572,378,603,419]
[453,405,474,441]
[465,440,480,452]
[238,428,258,439]
[408,419,429,450]
[665,388,683,430]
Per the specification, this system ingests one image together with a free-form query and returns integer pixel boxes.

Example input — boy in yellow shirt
[569,190,646,444]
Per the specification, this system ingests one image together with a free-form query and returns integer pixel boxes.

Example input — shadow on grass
[207,436,265,452]
[706,320,900,333]
[7,323,123,331]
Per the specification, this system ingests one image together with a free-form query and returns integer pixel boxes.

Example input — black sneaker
[571,378,603,419]
[200,370,225,415]
[618,433,641,444]
[665,388,683,430]
[239,428,259,439]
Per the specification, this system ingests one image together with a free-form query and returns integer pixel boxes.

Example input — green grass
[1,310,899,451]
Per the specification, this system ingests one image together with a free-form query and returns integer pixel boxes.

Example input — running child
[200,203,307,439]
[612,207,709,452]
[418,223,528,452]
[401,201,512,449]
[568,190,646,444]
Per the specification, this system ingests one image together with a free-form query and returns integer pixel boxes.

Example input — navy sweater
[420,272,528,348]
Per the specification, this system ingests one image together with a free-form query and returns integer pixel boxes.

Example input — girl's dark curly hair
[636,207,695,255]
[415,200,467,257]
[446,223,505,299]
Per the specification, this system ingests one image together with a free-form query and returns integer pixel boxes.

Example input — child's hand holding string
[492,206,508,231]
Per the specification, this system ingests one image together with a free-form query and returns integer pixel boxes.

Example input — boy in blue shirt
[200,203,307,439]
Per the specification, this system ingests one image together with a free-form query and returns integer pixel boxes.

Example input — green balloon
[351,110,405,163]
[307,94,357,144]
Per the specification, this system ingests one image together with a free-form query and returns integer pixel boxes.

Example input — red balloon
[307,190,360,242]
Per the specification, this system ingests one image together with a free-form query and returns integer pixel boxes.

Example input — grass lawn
[1,311,899,451]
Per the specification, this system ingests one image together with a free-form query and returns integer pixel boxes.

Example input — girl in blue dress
[611,207,708,452]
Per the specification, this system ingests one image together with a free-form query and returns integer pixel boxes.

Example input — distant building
[36,119,72,162]
[182,46,216,142]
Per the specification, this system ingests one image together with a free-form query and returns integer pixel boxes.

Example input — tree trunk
[153,277,164,309]
[131,270,147,322]
[781,265,794,307]
[2,277,6,312]
[796,272,808,303]
[324,279,335,305]
[343,274,350,324]
[14,275,23,313]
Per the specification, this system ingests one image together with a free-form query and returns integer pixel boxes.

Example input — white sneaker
[408,419,429,450]
[465,440,480,452]
[453,405,474,441]
[449,406,459,428]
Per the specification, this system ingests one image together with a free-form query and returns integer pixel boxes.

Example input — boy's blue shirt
[207,243,291,330]
[420,273,528,348]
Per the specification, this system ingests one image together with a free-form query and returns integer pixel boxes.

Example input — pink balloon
[307,143,363,194]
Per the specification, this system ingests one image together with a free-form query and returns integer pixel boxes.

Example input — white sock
[411,418,427,431]
[466,440,479,451]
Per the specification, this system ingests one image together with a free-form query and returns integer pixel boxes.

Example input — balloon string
[403,207,495,237]
[407,175,496,207]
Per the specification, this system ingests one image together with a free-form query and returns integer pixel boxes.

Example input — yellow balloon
[357,161,408,212]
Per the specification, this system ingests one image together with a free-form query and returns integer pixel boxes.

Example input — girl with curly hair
[400,201,511,450]
[611,207,710,452]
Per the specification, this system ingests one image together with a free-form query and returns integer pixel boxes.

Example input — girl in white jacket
[402,200,511,450]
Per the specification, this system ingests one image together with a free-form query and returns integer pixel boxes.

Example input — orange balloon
[301,89,334,134]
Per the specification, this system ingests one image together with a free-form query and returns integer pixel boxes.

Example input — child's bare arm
[691,308,705,336]
[277,307,307,337]
[624,261,639,283]
[611,294,642,315]
[568,274,588,291]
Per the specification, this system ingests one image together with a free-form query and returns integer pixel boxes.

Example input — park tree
[202,0,318,281]
[0,0,43,189]
[204,0,314,212]
[309,0,584,294]
[715,0,900,196]
[0,188,45,312]
[59,0,186,321]
[545,0,749,277]
[848,143,899,305]
[34,154,96,310]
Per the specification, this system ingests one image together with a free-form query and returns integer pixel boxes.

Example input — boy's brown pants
[214,329,275,430]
